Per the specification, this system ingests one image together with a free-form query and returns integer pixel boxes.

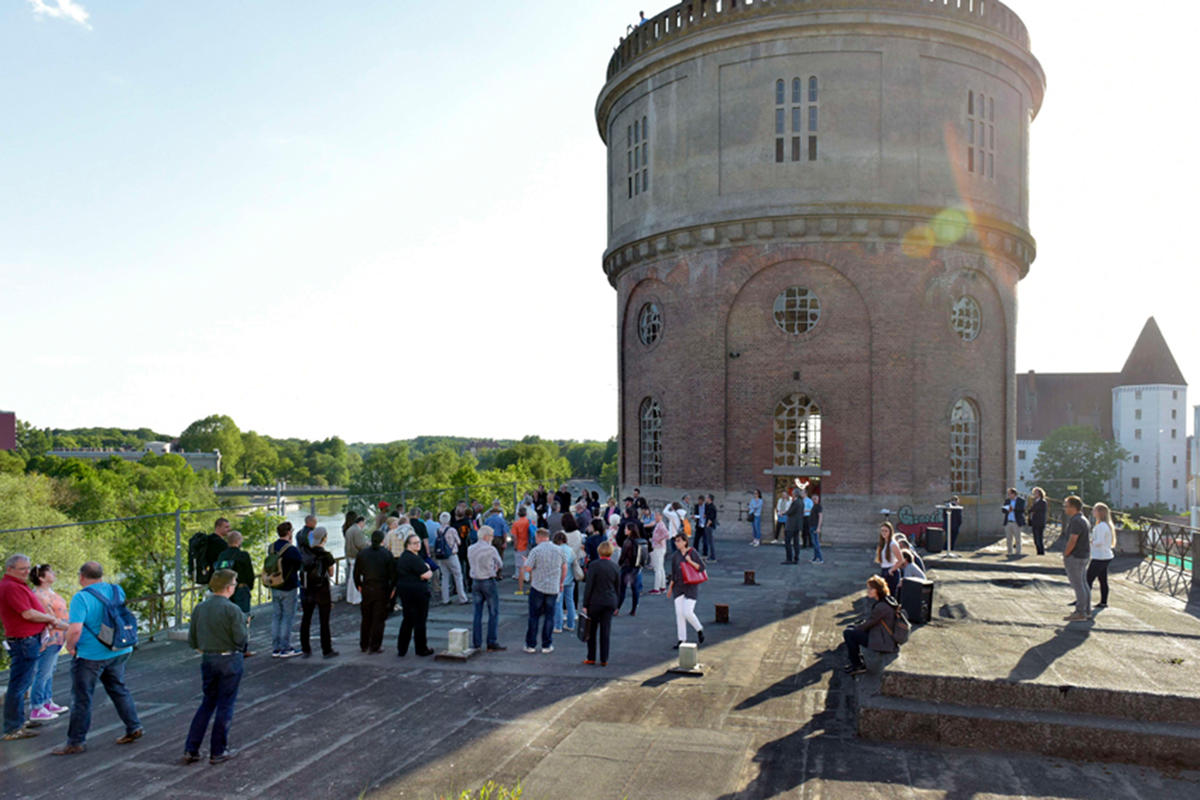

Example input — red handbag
[680,557,707,586]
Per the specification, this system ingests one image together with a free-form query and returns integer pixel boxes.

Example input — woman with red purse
[667,532,706,649]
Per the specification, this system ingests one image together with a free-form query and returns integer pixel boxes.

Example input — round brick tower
[596,0,1045,540]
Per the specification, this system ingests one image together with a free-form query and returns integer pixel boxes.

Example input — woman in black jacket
[668,532,706,649]
[395,529,435,657]
[300,527,338,658]
[582,540,620,666]
[1028,487,1048,555]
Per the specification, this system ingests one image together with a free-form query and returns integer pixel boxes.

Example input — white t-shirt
[1090,521,1115,561]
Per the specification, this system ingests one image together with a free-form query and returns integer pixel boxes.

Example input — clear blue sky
[3,1,1196,443]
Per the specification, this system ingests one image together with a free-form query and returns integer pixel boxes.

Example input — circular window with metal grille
[773,288,821,335]
[951,296,981,342]
[638,302,663,346]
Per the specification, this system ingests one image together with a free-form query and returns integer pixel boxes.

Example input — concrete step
[858,692,1200,770]
[879,670,1200,725]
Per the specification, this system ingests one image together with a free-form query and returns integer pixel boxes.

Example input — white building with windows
[1016,318,1187,510]
[1189,407,1199,524]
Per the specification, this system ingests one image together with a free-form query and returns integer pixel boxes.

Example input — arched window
[950,399,980,493]
[951,296,981,341]
[637,302,663,346]
[639,398,663,486]
[774,394,822,468]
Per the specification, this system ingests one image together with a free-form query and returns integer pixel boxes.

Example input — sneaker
[523,646,537,654]
[541,645,554,654]
[812,558,824,564]
[563,625,575,631]
[209,749,238,765]
[29,707,56,722]
[179,751,201,765]
[1095,602,1108,609]
[3,728,38,741]
[44,702,68,714]
[697,629,705,644]
[278,648,301,659]
[553,628,563,633]
[271,650,281,658]
[486,644,507,652]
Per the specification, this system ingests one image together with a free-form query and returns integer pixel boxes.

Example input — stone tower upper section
[595,0,1046,283]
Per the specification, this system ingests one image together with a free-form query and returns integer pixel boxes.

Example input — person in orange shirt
[511,506,534,595]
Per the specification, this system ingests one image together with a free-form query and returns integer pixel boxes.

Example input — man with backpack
[842,574,909,676]
[432,511,469,605]
[265,522,302,658]
[189,517,230,586]
[181,569,247,765]
[52,561,143,756]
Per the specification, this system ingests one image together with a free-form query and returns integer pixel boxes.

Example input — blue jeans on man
[525,587,557,649]
[67,653,141,746]
[811,530,824,562]
[3,635,41,734]
[697,524,716,559]
[270,587,297,653]
[184,652,243,758]
[471,578,500,649]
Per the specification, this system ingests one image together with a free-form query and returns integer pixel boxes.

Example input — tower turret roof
[1119,317,1186,386]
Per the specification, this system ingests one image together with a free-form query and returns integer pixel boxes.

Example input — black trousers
[586,606,614,663]
[1086,558,1111,605]
[397,587,430,655]
[360,585,390,652]
[773,520,785,540]
[801,517,812,548]
[784,526,800,562]
[300,587,332,655]
[1031,523,1046,555]
[458,553,472,593]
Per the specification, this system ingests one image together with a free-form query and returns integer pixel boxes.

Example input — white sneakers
[523,646,537,653]
[541,646,554,654]
[29,705,58,722]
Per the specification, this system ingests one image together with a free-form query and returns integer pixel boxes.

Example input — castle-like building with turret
[596,0,1044,539]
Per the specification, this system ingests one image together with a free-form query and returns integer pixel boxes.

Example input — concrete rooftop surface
[2,532,1198,799]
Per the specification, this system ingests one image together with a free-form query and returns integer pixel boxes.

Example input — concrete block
[678,642,698,669]
[786,218,807,237]
[447,628,470,654]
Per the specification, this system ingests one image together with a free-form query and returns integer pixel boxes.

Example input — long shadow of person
[733,647,841,711]
[1006,622,1093,682]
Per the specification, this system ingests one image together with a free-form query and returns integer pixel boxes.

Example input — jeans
[67,653,141,746]
[271,587,297,652]
[1087,558,1112,605]
[811,531,824,562]
[301,587,333,655]
[696,524,715,558]
[586,606,614,663]
[554,580,577,630]
[525,588,557,649]
[3,635,40,734]
[843,626,870,667]
[784,526,800,561]
[651,546,667,591]
[472,578,500,649]
[617,567,641,614]
[881,568,900,598]
[184,653,243,757]
[751,515,762,541]
[1064,556,1092,616]
[31,643,62,708]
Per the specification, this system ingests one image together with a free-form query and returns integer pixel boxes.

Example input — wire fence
[0,477,576,648]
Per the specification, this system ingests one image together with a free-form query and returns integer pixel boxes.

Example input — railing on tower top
[607,0,1031,81]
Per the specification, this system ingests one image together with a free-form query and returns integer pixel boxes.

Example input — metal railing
[1044,498,1197,599]
[0,477,575,644]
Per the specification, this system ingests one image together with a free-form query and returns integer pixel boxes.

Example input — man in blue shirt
[52,561,143,755]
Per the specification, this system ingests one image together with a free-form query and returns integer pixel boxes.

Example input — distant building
[47,442,221,474]
[0,411,15,451]
[1189,407,1199,518]
[1016,318,1187,510]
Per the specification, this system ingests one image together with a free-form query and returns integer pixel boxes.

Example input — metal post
[513,482,518,515]
[174,509,183,628]
[276,480,283,516]
[310,496,316,517]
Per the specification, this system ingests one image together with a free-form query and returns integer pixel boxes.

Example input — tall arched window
[774,394,822,468]
[639,398,663,486]
[950,399,980,493]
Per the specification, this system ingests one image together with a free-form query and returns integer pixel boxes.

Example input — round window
[773,288,821,335]
[638,302,663,346]
[951,296,981,342]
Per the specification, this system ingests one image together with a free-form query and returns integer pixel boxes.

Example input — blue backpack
[82,584,139,651]
[433,526,451,560]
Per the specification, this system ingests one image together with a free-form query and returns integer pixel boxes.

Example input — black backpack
[300,548,326,590]
[433,526,451,560]
[188,532,213,585]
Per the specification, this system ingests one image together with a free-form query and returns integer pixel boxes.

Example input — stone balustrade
[607,0,1031,81]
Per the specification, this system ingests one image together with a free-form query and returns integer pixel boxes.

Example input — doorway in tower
[767,392,830,517]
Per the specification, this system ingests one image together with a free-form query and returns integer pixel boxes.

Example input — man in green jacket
[214,531,256,656]
[182,569,247,765]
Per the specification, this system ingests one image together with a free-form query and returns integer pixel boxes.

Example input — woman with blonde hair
[1087,502,1117,609]
[875,522,903,597]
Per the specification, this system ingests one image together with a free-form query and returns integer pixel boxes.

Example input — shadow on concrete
[733,648,839,711]
[1006,623,1093,682]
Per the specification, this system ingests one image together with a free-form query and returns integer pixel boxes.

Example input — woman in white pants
[435,512,470,605]
[667,532,705,648]
[650,510,669,593]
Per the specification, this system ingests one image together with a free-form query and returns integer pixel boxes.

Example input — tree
[178,415,243,481]
[1030,426,1128,505]
[238,431,278,481]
